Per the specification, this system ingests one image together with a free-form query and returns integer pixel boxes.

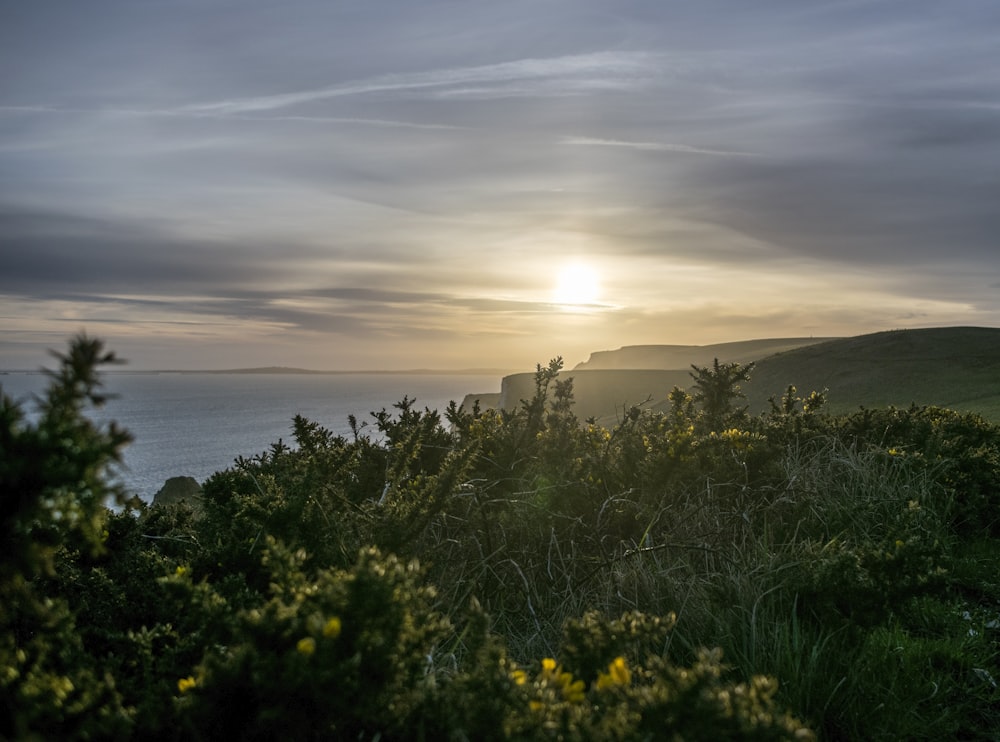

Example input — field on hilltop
[743,327,1000,420]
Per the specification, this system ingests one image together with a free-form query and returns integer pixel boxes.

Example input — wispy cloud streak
[173,52,658,115]
[0,104,462,131]
[562,136,759,158]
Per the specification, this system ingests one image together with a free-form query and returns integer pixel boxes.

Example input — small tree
[689,358,755,432]
[0,334,134,739]
[1,333,131,578]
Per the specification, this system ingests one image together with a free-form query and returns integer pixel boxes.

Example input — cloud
[0,208,281,294]
[170,51,659,116]
[3,1,1000,370]
[677,154,1000,267]
[0,105,466,134]
[562,136,759,158]
[0,205,563,343]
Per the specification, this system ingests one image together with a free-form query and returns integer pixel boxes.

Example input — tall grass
[413,432,997,738]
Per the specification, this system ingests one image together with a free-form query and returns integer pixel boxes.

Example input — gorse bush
[1,336,134,739]
[3,337,999,739]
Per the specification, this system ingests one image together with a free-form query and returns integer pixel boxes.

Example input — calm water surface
[1,372,498,501]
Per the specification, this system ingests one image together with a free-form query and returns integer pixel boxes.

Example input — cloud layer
[2,0,999,369]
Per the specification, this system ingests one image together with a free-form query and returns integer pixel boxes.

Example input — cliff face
[575,338,835,371]
[466,329,1000,426]
[471,338,834,424]
[459,391,502,412]
[480,338,833,424]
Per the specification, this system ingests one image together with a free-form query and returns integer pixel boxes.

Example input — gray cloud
[2,0,1000,369]
[0,208,289,293]
[678,153,1000,266]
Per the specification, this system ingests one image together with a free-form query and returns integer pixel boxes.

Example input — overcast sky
[2,0,998,370]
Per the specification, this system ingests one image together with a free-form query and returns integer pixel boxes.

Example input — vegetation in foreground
[2,336,999,740]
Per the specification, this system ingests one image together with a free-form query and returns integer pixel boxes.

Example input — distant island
[160,366,516,376]
[0,366,519,376]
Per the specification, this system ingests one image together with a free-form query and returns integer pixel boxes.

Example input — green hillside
[743,327,1000,421]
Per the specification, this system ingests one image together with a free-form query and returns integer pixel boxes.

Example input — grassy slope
[743,326,1000,420]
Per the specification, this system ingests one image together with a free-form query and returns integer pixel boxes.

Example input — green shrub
[6,337,1000,739]
[174,543,452,740]
[1,335,134,739]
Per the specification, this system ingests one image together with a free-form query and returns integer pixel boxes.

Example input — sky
[2,0,999,371]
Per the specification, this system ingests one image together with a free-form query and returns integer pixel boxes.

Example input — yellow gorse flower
[296,637,316,656]
[177,676,197,694]
[596,656,632,690]
[511,669,528,686]
[536,658,585,703]
[323,616,342,638]
[558,672,586,703]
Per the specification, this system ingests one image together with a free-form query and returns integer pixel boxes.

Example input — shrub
[0,335,134,739]
[7,337,1000,739]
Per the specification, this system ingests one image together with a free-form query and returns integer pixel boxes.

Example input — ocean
[0,371,499,502]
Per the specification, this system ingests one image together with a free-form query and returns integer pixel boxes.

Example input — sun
[552,262,601,306]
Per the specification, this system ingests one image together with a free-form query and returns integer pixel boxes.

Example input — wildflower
[177,676,197,694]
[511,669,528,686]
[52,676,74,700]
[323,616,342,638]
[296,637,316,656]
[558,672,586,703]
[608,656,631,684]
[537,658,585,702]
[596,656,632,690]
[895,539,905,549]
[175,565,189,577]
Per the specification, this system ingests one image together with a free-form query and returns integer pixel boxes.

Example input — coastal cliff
[463,337,833,424]
[574,338,834,370]
[463,329,1000,425]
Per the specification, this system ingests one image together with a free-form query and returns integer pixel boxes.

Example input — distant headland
[106,367,516,376]
[461,327,1000,425]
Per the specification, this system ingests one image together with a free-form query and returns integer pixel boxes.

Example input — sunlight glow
[552,262,601,306]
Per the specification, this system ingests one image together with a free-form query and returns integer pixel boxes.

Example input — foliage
[173,543,452,740]
[5,337,1000,739]
[1,334,131,577]
[834,404,1000,536]
[0,335,133,739]
[690,358,756,432]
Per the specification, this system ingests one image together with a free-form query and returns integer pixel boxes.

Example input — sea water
[0,372,498,501]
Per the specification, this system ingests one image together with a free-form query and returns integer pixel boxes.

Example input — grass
[410,429,999,738]
[745,327,1000,422]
